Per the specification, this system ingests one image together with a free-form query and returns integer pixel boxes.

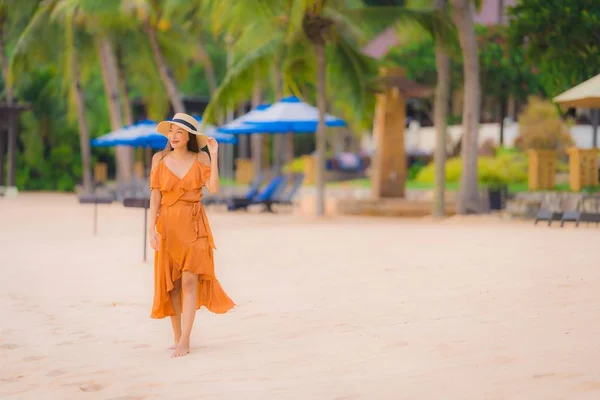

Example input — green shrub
[283,157,305,173]
[407,160,426,180]
[415,152,529,186]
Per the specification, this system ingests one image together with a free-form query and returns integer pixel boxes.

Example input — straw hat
[156,113,208,148]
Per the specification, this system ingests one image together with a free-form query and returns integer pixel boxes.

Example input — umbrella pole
[93,184,98,236]
[228,143,234,196]
[143,204,148,262]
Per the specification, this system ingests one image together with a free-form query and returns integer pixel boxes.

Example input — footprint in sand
[78,333,94,340]
[79,382,105,392]
[0,343,18,350]
[132,344,150,349]
[22,355,46,362]
[1,375,25,383]
[46,369,67,377]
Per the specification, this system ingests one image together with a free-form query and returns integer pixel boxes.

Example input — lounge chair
[561,194,600,227]
[227,175,287,211]
[261,173,304,213]
[534,193,564,226]
[204,173,264,206]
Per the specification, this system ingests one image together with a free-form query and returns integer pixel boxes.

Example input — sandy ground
[1,193,600,400]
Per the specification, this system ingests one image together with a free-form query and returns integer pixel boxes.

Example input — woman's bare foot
[169,334,181,350]
[171,338,190,358]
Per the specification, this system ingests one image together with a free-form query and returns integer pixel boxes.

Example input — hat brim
[156,121,208,149]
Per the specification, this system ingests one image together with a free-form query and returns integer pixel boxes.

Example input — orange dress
[149,158,234,319]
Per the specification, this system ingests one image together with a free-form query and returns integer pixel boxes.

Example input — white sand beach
[1,193,599,399]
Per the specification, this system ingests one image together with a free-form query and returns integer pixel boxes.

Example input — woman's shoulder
[196,151,211,167]
[151,151,165,169]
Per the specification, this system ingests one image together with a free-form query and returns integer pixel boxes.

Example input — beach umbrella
[92,119,237,148]
[90,120,157,147]
[554,74,600,147]
[239,96,346,133]
[217,104,271,134]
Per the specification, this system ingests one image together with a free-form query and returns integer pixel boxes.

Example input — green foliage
[283,157,306,174]
[14,67,90,191]
[386,24,543,106]
[416,150,572,188]
[407,160,425,180]
[507,0,600,96]
[415,152,529,186]
[516,96,573,152]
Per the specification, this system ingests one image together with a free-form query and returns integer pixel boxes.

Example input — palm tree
[203,0,449,216]
[66,12,94,193]
[432,0,450,217]
[451,0,480,214]
[8,1,100,192]
[52,0,135,184]
[160,0,219,95]
[0,0,45,187]
[122,0,189,113]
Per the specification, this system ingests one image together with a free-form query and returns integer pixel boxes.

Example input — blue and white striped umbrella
[217,104,271,134]
[230,96,346,134]
[91,118,236,149]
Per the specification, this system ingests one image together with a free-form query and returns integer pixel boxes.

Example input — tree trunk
[145,23,185,113]
[432,0,450,217]
[452,0,481,214]
[0,21,15,187]
[71,50,93,194]
[251,81,263,177]
[499,96,506,146]
[97,36,132,184]
[273,62,284,171]
[117,48,134,126]
[197,33,217,95]
[315,42,327,216]
[0,127,5,186]
[237,103,249,158]
[0,20,6,186]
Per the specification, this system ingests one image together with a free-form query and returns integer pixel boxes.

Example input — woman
[148,112,234,358]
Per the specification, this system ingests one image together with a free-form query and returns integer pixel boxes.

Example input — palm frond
[326,30,376,128]
[8,2,54,86]
[324,6,368,44]
[204,0,276,38]
[202,33,285,126]
[341,6,457,50]
[286,0,308,42]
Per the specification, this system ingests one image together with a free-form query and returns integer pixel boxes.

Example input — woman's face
[168,124,190,149]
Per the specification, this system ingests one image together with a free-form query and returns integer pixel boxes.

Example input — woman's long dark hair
[161,132,209,160]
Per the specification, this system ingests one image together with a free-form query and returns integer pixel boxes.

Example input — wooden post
[567,148,599,191]
[302,155,317,185]
[235,158,254,185]
[372,67,407,199]
[94,163,108,184]
[528,149,556,190]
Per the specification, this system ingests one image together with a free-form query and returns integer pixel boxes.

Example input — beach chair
[204,173,264,206]
[534,193,564,226]
[561,194,600,227]
[226,175,287,211]
[261,173,305,213]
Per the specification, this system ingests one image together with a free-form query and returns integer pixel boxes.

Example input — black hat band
[172,118,197,132]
